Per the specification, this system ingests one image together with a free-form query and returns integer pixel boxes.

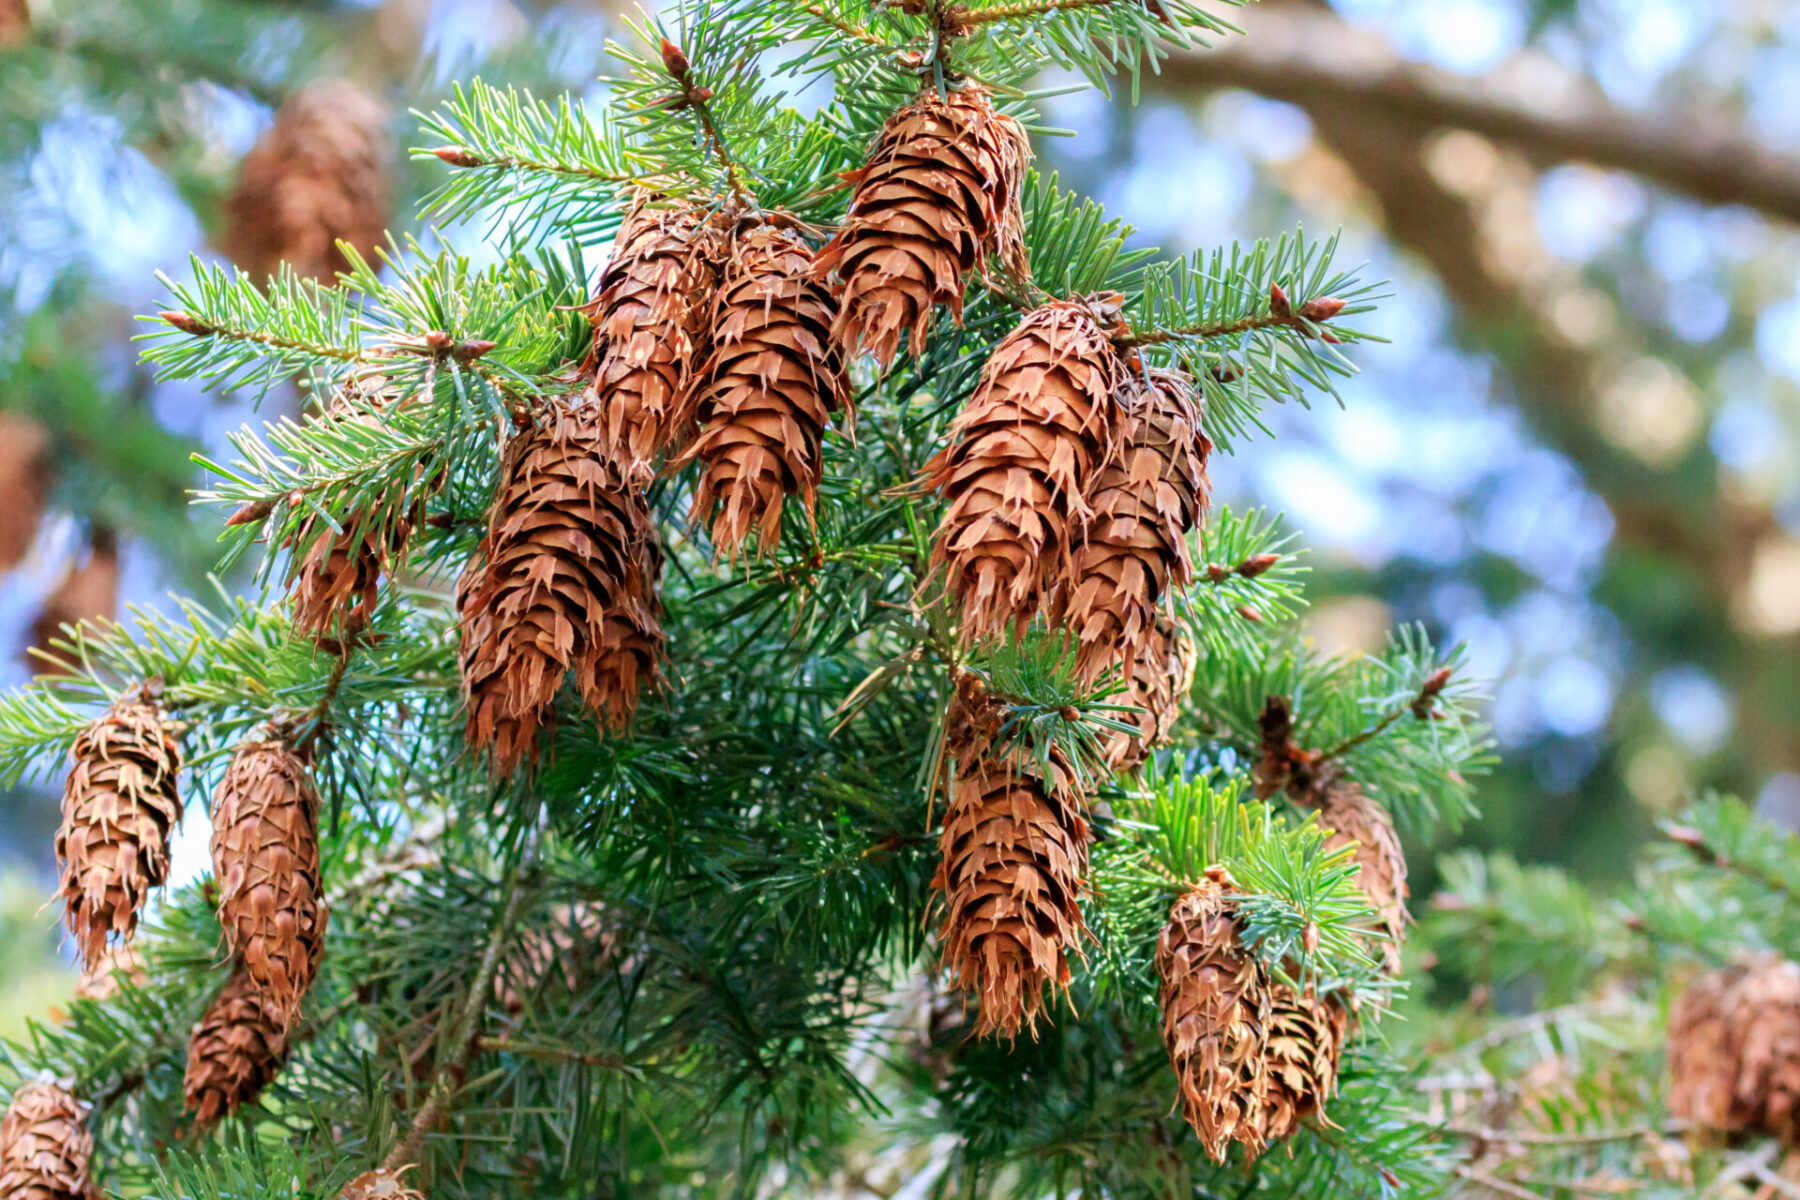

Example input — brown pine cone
[1725,957,1800,1144]
[1064,367,1211,679]
[73,942,147,1003]
[1668,963,1747,1138]
[55,692,183,971]
[223,79,392,282]
[1312,779,1409,974]
[340,1167,425,1200]
[932,673,1089,1041]
[675,220,850,557]
[1260,984,1349,1143]
[210,736,328,1030]
[923,294,1126,643]
[0,411,50,571]
[813,83,1030,366]
[184,967,289,1131]
[1102,613,1196,774]
[0,1080,96,1200]
[458,397,665,773]
[1156,866,1270,1162]
[288,376,417,644]
[582,192,720,484]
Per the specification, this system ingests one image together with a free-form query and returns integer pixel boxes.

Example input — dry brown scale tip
[1102,612,1196,774]
[674,219,851,557]
[222,79,392,283]
[812,82,1030,367]
[0,1079,97,1200]
[1259,983,1349,1143]
[210,735,328,1030]
[458,396,665,774]
[339,1166,425,1200]
[1313,779,1409,975]
[933,671,1091,1042]
[1064,366,1211,681]
[581,191,721,484]
[287,376,419,645]
[923,294,1128,644]
[183,965,290,1131]
[1155,866,1270,1162]
[0,410,50,572]
[55,692,184,972]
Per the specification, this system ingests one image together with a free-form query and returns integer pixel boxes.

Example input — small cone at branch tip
[28,530,119,671]
[1723,957,1800,1144]
[0,410,51,572]
[933,674,1090,1042]
[55,692,183,972]
[340,1166,425,1200]
[1260,983,1350,1143]
[674,220,851,558]
[287,376,418,644]
[0,1079,96,1200]
[1668,963,1749,1138]
[209,736,328,1030]
[581,191,720,484]
[183,966,289,1131]
[1102,613,1196,774]
[1065,365,1211,681]
[1156,866,1271,1162]
[459,396,665,774]
[74,941,147,1002]
[813,82,1031,366]
[923,294,1129,643]
[1313,779,1409,975]
[222,79,392,283]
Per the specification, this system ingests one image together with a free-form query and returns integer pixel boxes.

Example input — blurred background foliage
[3,0,1799,1098]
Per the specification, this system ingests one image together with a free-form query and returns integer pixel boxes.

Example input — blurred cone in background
[27,528,118,669]
[222,79,392,283]
[0,412,50,572]
[0,0,27,46]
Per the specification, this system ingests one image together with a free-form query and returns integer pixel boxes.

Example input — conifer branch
[952,0,1129,28]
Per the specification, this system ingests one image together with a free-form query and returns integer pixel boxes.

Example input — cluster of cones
[1669,956,1800,1145]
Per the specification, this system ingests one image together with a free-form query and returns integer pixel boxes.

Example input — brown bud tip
[688,86,714,104]
[425,511,456,529]
[1235,604,1262,623]
[1205,562,1230,584]
[225,498,275,527]
[1320,330,1343,344]
[1664,824,1708,851]
[1302,921,1320,954]
[660,37,690,79]
[1421,666,1452,696]
[1300,296,1347,322]
[424,329,456,352]
[287,490,307,507]
[433,146,482,169]
[161,310,211,337]
[1268,282,1291,318]
[1622,913,1648,932]
[456,338,498,361]
[1209,360,1241,383]
[1236,552,1280,578]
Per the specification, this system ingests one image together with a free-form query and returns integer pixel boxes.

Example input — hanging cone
[0,411,50,572]
[922,294,1126,643]
[1102,613,1196,773]
[1156,866,1271,1162]
[287,376,416,645]
[1064,367,1211,679]
[0,1079,95,1200]
[1314,780,1409,975]
[458,397,665,774]
[812,83,1030,366]
[210,736,328,1030]
[55,691,183,971]
[184,966,289,1131]
[1725,957,1800,1144]
[674,219,850,557]
[27,529,119,671]
[932,672,1090,1041]
[73,942,147,1003]
[1260,984,1349,1143]
[1668,964,1747,1137]
[340,1167,425,1200]
[582,191,720,484]
[222,79,392,283]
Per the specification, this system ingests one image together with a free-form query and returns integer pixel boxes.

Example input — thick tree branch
[1159,5,1800,227]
